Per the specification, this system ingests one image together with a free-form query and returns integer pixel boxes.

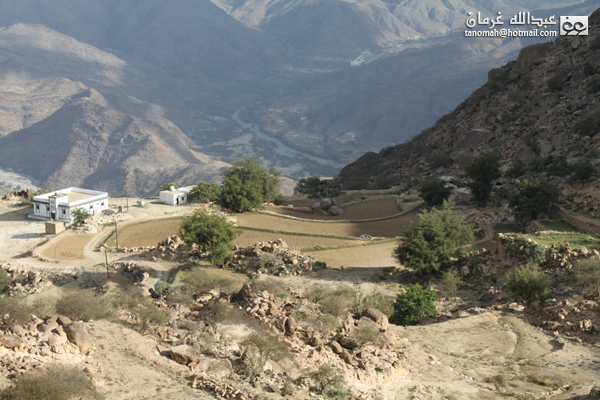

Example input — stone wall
[553,206,600,235]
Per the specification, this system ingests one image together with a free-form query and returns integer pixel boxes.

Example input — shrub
[321,295,352,318]
[241,330,290,377]
[442,268,462,299]
[487,73,509,92]
[352,286,393,317]
[205,300,243,331]
[418,178,453,207]
[393,202,474,275]
[589,77,600,95]
[571,258,600,298]
[55,290,115,321]
[574,160,595,180]
[504,161,527,179]
[222,156,282,205]
[572,113,600,137]
[182,268,238,297]
[0,269,11,293]
[134,303,169,335]
[180,208,239,265]
[325,388,353,400]
[427,152,453,169]
[251,277,286,294]
[309,364,345,393]
[390,284,437,326]
[188,182,222,203]
[509,180,559,224]
[353,319,385,347]
[464,152,501,205]
[0,364,103,400]
[506,263,549,306]
[547,160,574,177]
[295,177,342,198]
[0,296,33,327]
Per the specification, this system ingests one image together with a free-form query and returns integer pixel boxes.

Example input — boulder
[56,316,72,326]
[518,147,538,165]
[64,322,93,354]
[552,133,567,149]
[539,141,554,156]
[459,265,470,277]
[330,341,343,354]
[362,308,389,331]
[328,206,343,216]
[320,198,332,210]
[537,93,558,108]
[170,345,198,365]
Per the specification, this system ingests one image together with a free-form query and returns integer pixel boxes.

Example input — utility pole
[126,186,129,212]
[115,220,119,251]
[104,247,110,280]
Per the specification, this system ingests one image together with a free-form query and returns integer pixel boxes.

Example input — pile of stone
[119,235,191,262]
[574,194,600,218]
[311,198,343,216]
[118,262,150,283]
[191,376,248,400]
[1,263,55,295]
[534,299,598,333]
[0,316,92,379]
[229,239,326,276]
[1,189,35,201]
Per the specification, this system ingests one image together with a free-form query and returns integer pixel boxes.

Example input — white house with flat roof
[30,187,109,221]
[159,189,188,206]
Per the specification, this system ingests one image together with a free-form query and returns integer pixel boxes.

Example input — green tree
[464,152,501,205]
[505,263,549,306]
[71,208,92,226]
[504,161,527,179]
[180,209,240,265]
[393,202,474,275]
[509,180,558,224]
[390,284,437,326]
[221,175,263,213]
[442,268,462,299]
[241,330,291,377]
[188,182,222,203]
[418,178,453,207]
[223,156,282,203]
[157,182,179,194]
[574,160,595,181]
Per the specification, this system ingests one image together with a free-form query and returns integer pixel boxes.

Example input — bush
[205,300,243,331]
[353,319,385,347]
[321,295,352,318]
[241,330,290,377]
[506,263,549,306]
[572,113,600,137]
[295,177,342,198]
[418,178,453,207]
[0,269,11,293]
[157,182,178,194]
[390,284,437,326]
[547,160,574,177]
[180,208,239,265]
[504,161,527,179]
[182,268,239,297]
[589,77,600,95]
[188,182,222,203]
[0,296,33,327]
[0,364,103,400]
[251,277,286,294]
[571,258,600,298]
[55,290,115,321]
[442,268,462,299]
[135,303,169,335]
[325,388,353,400]
[352,286,393,317]
[574,160,595,180]
[393,202,474,275]
[427,152,453,169]
[309,364,345,393]
[509,180,559,224]
[464,152,501,205]
[487,73,509,92]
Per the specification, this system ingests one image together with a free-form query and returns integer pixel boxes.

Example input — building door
[176,197,179,205]
[51,212,55,220]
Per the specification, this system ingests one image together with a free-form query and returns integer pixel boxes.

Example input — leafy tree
[241,330,290,377]
[222,156,281,203]
[418,178,453,207]
[158,182,179,194]
[393,202,474,275]
[509,180,558,224]
[547,160,574,177]
[571,258,600,298]
[390,284,437,326]
[309,364,345,394]
[220,175,263,213]
[464,152,501,205]
[188,182,222,203]
[180,208,240,264]
[295,177,341,198]
[442,268,462,299]
[71,208,92,226]
[506,263,549,306]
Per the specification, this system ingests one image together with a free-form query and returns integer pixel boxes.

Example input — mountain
[336,8,600,191]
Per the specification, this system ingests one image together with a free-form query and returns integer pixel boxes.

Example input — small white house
[159,189,188,206]
[30,187,109,221]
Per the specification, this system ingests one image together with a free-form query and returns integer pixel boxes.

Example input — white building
[159,189,188,206]
[30,187,109,221]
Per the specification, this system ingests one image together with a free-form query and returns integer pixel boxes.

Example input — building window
[101,202,104,207]
[90,205,93,210]
[46,205,49,212]
[62,209,66,215]
[36,204,39,211]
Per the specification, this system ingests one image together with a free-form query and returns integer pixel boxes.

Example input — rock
[310,337,324,347]
[207,359,233,379]
[459,265,470,277]
[539,140,554,156]
[237,283,252,300]
[156,344,171,357]
[285,317,296,336]
[518,147,538,165]
[320,198,332,210]
[537,93,558,108]
[362,308,389,331]
[552,133,567,149]
[64,322,93,354]
[56,316,72,326]
[330,341,343,354]
[2,336,20,349]
[170,345,198,365]
[339,351,353,364]
[328,206,343,216]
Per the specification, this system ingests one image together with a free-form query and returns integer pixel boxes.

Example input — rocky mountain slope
[337,8,600,191]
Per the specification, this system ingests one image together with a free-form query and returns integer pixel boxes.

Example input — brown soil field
[236,208,421,238]
[234,231,358,250]
[306,241,398,270]
[271,198,404,220]
[115,218,183,248]
[42,234,93,261]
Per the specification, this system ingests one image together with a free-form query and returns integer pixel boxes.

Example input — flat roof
[33,187,108,205]
[161,190,185,195]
